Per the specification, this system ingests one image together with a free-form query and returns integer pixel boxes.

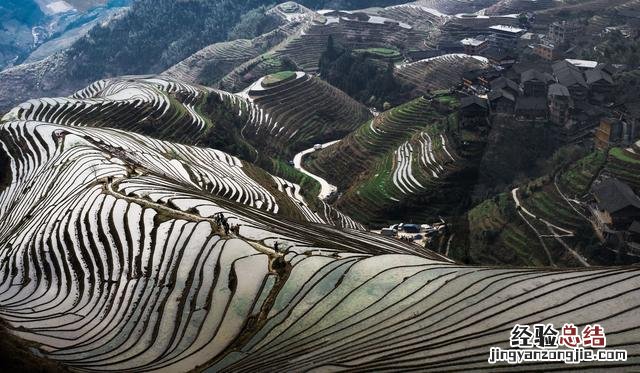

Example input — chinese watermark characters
[488,323,627,364]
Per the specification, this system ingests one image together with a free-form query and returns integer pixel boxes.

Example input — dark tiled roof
[629,221,640,234]
[460,95,488,109]
[491,77,521,94]
[554,66,587,88]
[489,89,515,102]
[596,63,617,75]
[547,83,570,97]
[592,178,640,214]
[552,60,577,72]
[521,69,554,84]
[586,69,614,85]
[516,96,547,110]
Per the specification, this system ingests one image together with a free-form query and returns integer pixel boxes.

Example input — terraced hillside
[277,13,428,71]
[3,1,640,370]
[163,32,290,87]
[217,4,438,93]
[457,148,640,268]
[395,54,489,96]
[3,76,213,145]
[413,0,500,14]
[484,0,554,15]
[164,2,314,86]
[2,119,640,372]
[0,76,375,230]
[376,4,449,30]
[306,93,482,225]
[168,2,502,95]
[240,71,371,157]
[603,145,640,191]
[2,74,369,162]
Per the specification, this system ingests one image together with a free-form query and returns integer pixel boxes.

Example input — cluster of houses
[531,21,583,61]
[438,3,640,149]
[460,59,618,121]
[450,14,633,69]
[457,57,638,150]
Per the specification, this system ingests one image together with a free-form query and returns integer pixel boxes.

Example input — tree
[318,38,408,109]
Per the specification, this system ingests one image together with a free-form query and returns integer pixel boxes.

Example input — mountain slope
[306,93,485,225]
[1,119,639,371]
[457,146,640,267]
[239,71,372,157]
[2,75,372,229]
[0,0,282,113]
[184,2,438,93]
[163,2,313,86]
[0,0,45,69]
[3,74,370,162]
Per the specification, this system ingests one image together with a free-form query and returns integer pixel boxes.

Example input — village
[452,11,640,258]
[344,7,640,256]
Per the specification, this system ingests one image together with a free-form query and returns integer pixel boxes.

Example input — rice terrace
[1,0,640,371]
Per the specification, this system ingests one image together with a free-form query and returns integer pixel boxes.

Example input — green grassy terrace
[354,47,402,60]
[261,70,296,87]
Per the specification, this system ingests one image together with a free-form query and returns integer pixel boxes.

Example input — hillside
[456,146,640,267]
[2,75,374,227]
[0,0,131,70]
[3,74,369,160]
[240,71,371,157]
[395,54,489,96]
[3,0,640,370]
[1,118,640,371]
[0,0,44,69]
[208,3,440,93]
[306,93,484,226]
[0,0,285,113]
[0,0,448,113]
[163,2,314,86]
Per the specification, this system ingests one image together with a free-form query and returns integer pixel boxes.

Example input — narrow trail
[104,178,283,264]
[292,140,341,200]
[512,188,590,267]
[553,173,590,221]
[445,234,454,257]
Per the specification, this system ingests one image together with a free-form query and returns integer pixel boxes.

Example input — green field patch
[610,147,640,164]
[354,47,401,59]
[261,70,296,87]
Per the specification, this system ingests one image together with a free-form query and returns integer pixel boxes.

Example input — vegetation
[0,0,43,25]
[0,322,68,373]
[319,36,410,109]
[307,94,480,226]
[581,30,640,66]
[613,69,640,109]
[610,147,640,164]
[199,93,258,161]
[474,119,561,201]
[0,0,45,69]
[241,71,371,158]
[228,5,281,40]
[269,158,321,210]
[604,147,640,190]
[261,70,296,87]
[65,0,279,82]
[354,47,402,59]
[461,150,609,267]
